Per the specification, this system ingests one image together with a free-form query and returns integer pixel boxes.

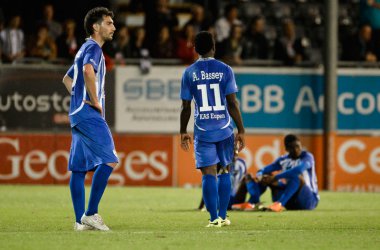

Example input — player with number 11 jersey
[180,56,238,142]
[180,31,245,228]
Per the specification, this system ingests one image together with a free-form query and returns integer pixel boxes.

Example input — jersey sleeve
[66,65,74,79]
[257,157,282,176]
[224,66,238,96]
[180,69,192,101]
[83,44,102,72]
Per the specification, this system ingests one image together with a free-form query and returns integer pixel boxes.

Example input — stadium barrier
[1,65,379,191]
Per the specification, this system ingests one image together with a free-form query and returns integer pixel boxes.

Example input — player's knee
[298,175,305,187]
[201,165,217,176]
[107,162,118,168]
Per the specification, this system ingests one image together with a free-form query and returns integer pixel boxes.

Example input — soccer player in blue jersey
[62,7,117,231]
[180,31,245,227]
[235,134,320,212]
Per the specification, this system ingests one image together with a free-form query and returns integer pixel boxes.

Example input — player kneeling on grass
[232,134,320,212]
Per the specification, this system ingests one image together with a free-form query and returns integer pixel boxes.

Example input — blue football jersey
[180,58,238,142]
[259,151,319,200]
[230,158,247,196]
[66,39,106,127]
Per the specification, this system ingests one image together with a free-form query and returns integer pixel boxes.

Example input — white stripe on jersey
[70,64,87,115]
[100,54,105,108]
[220,114,231,129]
[194,121,206,131]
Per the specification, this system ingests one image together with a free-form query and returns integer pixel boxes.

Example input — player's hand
[261,175,275,185]
[84,100,103,115]
[180,133,192,152]
[235,133,245,152]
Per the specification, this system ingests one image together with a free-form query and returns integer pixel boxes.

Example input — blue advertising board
[234,68,380,132]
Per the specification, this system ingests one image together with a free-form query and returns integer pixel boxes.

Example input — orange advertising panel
[332,135,380,192]
[0,134,174,186]
[176,134,324,189]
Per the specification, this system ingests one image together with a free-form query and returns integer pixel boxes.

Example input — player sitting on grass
[232,134,320,212]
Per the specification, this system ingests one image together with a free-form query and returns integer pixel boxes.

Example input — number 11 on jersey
[197,84,225,112]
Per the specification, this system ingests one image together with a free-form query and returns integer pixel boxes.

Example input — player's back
[66,39,105,127]
[181,58,238,142]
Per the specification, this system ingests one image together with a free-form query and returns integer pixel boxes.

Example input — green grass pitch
[0,185,379,250]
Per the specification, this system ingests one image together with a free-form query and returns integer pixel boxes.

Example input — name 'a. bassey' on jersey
[180,57,238,142]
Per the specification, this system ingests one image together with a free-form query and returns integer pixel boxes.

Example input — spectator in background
[131,26,148,58]
[220,24,245,66]
[360,0,380,28]
[176,23,197,64]
[273,19,310,66]
[0,15,25,63]
[242,16,269,60]
[185,4,211,34]
[215,4,242,43]
[56,19,79,61]
[341,24,377,62]
[144,0,179,52]
[360,0,380,58]
[109,24,132,62]
[39,3,62,40]
[27,24,57,60]
[151,25,175,58]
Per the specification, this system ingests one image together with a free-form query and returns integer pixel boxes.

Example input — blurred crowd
[0,0,379,67]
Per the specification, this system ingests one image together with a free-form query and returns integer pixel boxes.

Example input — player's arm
[180,99,192,151]
[62,74,73,94]
[226,93,245,152]
[274,161,311,180]
[83,63,102,114]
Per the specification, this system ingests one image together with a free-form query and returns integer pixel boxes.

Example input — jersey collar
[197,57,215,61]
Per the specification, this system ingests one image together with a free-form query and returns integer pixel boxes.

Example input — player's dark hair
[284,134,299,148]
[194,31,214,56]
[84,7,114,36]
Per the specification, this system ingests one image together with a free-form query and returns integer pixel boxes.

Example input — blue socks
[217,173,231,220]
[85,164,113,216]
[202,174,218,221]
[70,171,86,223]
[247,180,266,204]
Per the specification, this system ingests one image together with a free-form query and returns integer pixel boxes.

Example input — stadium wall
[1,66,379,191]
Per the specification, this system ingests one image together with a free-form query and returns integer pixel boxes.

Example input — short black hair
[194,31,214,56]
[284,134,300,148]
[84,7,114,36]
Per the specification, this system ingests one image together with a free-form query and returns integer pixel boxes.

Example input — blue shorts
[283,185,319,210]
[68,117,119,172]
[194,134,234,168]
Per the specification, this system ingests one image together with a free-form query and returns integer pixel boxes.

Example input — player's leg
[216,134,234,222]
[85,162,116,216]
[285,176,318,210]
[233,179,247,204]
[70,171,86,223]
[268,176,302,212]
[68,126,94,231]
[75,118,119,230]
[195,138,220,227]
[246,174,267,204]
[201,165,220,227]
